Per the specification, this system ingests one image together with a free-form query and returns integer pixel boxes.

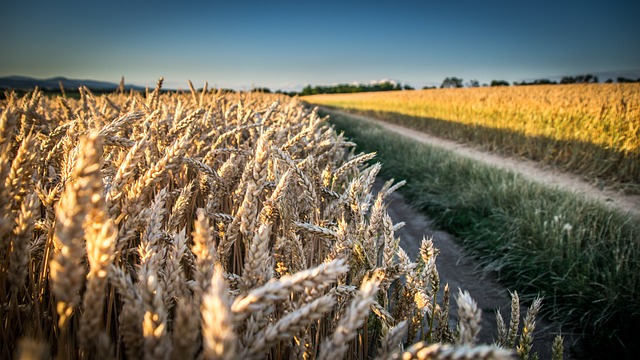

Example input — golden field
[302,84,640,191]
[0,83,556,359]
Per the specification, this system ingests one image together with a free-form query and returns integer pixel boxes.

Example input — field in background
[328,111,640,358]
[303,84,640,192]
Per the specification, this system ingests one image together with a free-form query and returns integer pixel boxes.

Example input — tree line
[433,74,639,89]
[256,74,640,96]
[296,81,415,96]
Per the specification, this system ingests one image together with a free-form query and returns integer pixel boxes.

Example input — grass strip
[326,110,640,357]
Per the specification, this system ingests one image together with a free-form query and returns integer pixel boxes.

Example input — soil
[321,108,639,359]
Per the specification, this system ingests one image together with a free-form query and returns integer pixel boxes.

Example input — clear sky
[1,0,639,90]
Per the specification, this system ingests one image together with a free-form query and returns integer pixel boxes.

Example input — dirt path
[379,178,577,359]
[320,107,624,358]
[324,108,640,218]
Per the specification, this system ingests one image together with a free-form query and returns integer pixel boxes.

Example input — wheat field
[0,81,558,359]
[302,84,640,191]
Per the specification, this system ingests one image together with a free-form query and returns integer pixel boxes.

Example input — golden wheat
[0,84,559,359]
[302,84,640,191]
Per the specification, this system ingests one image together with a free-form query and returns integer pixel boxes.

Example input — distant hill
[0,75,145,91]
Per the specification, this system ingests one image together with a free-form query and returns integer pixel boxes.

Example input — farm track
[322,107,640,218]
[323,107,640,359]
[378,178,577,359]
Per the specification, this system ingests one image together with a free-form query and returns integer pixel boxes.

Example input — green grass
[326,110,640,358]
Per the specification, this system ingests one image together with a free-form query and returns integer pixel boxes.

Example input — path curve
[323,107,640,218]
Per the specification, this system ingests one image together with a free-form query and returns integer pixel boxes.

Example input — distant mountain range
[0,75,145,91]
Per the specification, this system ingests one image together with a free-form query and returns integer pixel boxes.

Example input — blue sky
[1,0,639,90]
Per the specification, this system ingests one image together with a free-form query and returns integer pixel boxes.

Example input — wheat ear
[241,223,272,291]
[318,276,381,360]
[79,134,117,357]
[456,289,481,345]
[376,320,409,360]
[171,297,200,360]
[8,194,39,295]
[551,334,564,360]
[202,264,237,360]
[232,259,348,323]
[192,208,217,299]
[50,133,101,329]
[517,298,542,360]
[248,294,336,356]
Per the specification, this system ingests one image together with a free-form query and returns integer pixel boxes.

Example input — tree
[617,77,639,83]
[251,87,271,93]
[513,79,556,86]
[440,77,463,88]
[403,84,414,90]
[298,81,405,95]
[560,76,576,84]
[561,74,599,84]
[467,79,480,87]
[490,80,510,87]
